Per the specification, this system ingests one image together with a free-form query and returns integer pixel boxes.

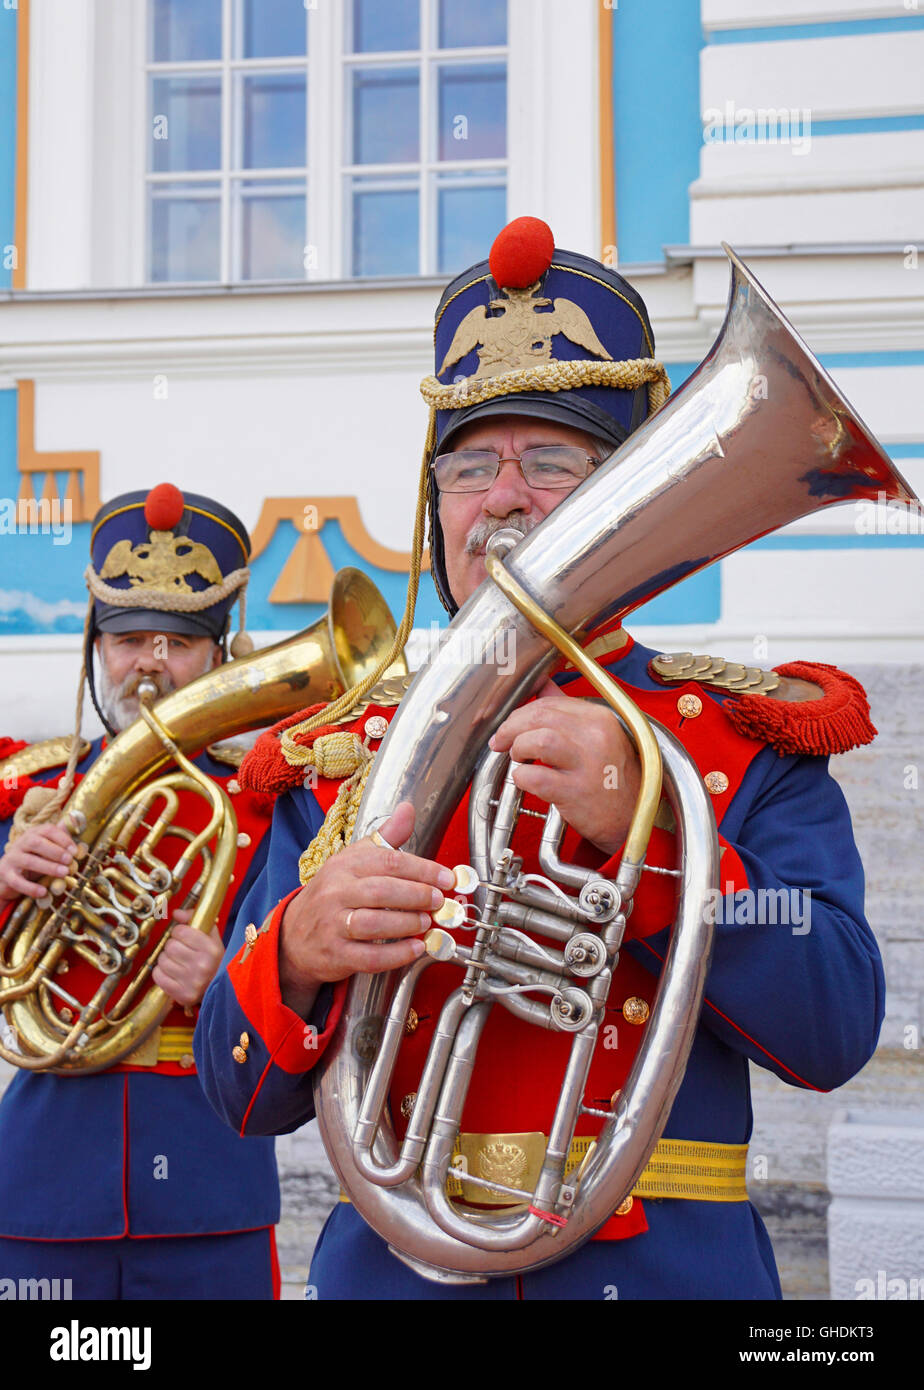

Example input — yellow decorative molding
[248,497,429,605]
[13,0,29,292]
[16,379,102,523]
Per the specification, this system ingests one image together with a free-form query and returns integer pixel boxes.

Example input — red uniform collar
[557,617,632,673]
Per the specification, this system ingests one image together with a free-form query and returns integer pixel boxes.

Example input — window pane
[151,0,222,61]
[438,178,505,275]
[235,179,306,280]
[438,0,506,49]
[351,0,419,53]
[151,77,221,173]
[438,64,505,161]
[150,182,221,281]
[237,0,307,58]
[351,67,418,164]
[351,179,418,276]
[239,72,307,168]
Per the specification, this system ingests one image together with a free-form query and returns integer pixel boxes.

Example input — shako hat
[420,216,671,614]
[88,483,251,643]
[222,222,672,779]
[14,484,254,820]
[84,483,252,735]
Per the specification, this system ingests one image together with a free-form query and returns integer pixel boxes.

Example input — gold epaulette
[0,736,91,781]
[331,671,414,726]
[650,652,781,696]
[206,742,249,770]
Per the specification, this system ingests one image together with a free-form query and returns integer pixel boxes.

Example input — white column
[27,0,98,290]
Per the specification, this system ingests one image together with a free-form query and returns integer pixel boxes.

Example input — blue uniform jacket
[195,637,885,1298]
[0,739,280,1240]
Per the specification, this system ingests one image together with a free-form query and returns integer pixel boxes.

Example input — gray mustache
[464,514,535,555]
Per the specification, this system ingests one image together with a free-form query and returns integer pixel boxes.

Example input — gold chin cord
[0,568,407,1074]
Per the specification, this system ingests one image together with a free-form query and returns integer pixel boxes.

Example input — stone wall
[749,663,924,1299]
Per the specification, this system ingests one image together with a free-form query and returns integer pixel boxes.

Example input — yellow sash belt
[340,1134,748,1206]
[123,1025,196,1068]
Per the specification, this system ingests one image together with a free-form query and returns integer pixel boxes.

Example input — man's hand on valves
[279,801,471,1017]
[489,680,641,856]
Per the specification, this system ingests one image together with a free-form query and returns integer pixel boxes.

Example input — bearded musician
[195,219,884,1299]
[0,485,280,1299]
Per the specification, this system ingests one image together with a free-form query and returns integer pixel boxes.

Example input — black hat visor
[94,607,223,640]
[436,392,629,457]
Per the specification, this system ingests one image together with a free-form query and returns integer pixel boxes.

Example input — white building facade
[0,0,921,1298]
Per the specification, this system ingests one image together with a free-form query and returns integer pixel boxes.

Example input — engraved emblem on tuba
[478,1142,529,1189]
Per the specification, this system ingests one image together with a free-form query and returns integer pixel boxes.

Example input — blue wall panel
[0,389,91,635]
[611,0,702,265]
[245,517,444,635]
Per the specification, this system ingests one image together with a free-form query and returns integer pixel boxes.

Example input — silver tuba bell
[312,246,918,1283]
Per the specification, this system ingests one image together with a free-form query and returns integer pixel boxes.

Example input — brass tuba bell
[0,568,406,1073]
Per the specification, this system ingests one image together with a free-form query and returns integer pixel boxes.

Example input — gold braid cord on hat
[86,555,253,658]
[85,563,250,614]
[420,357,672,419]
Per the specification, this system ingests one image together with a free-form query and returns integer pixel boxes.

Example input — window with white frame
[146,0,309,283]
[343,0,507,278]
[145,0,508,284]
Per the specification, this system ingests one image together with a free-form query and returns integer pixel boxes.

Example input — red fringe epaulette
[0,741,39,822]
[238,703,341,794]
[0,776,40,823]
[722,661,877,757]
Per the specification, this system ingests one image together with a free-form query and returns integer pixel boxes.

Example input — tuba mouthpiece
[485,528,522,562]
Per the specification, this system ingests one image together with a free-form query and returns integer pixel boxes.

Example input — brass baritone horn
[0,569,406,1073]
[311,246,919,1282]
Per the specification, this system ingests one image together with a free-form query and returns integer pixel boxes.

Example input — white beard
[97,649,214,732]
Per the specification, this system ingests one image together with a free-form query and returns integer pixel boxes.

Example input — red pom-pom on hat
[489,217,555,289]
[145,483,185,532]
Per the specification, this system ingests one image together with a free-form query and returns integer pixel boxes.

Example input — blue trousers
[308,1199,781,1299]
[0,1228,278,1301]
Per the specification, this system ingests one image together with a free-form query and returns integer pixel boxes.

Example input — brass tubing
[485,552,662,869]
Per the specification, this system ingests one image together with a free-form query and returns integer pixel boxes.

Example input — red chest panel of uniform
[351,673,764,1138]
[25,764,270,1046]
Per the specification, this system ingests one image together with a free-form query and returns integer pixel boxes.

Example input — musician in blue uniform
[195,219,885,1299]
[0,485,280,1300]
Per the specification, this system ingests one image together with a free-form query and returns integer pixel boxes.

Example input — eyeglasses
[432,446,597,494]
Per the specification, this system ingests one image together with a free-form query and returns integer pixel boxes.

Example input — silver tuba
[312,246,918,1283]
